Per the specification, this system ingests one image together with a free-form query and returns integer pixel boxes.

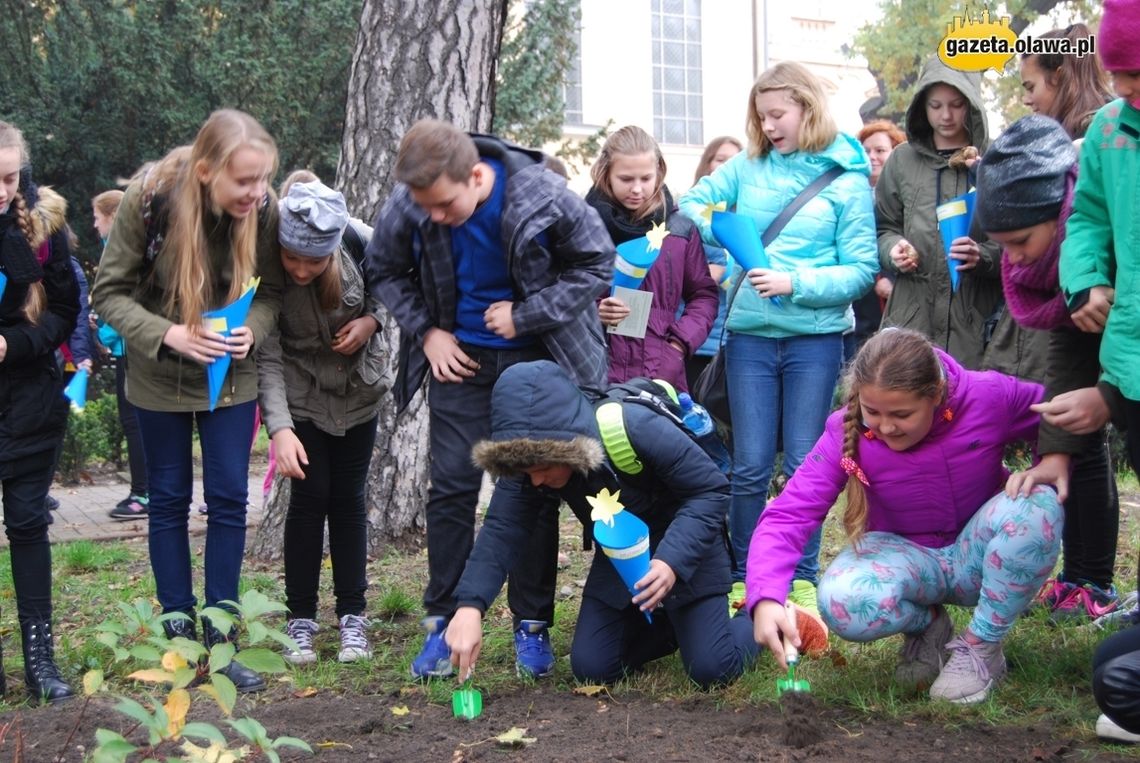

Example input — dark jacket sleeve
[453,476,542,614]
[511,185,615,336]
[366,190,437,345]
[0,229,79,365]
[66,257,93,365]
[666,227,718,355]
[1039,328,1104,454]
[626,407,729,584]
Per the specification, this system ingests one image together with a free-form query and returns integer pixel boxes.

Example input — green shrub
[58,392,122,483]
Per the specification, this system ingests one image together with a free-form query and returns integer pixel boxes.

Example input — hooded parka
[876,59,1003,369]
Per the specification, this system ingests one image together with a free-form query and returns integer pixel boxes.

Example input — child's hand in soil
[754,599,800,670]
[446,607,484,680]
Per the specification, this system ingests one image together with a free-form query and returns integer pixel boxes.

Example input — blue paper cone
[64,368,89,413]
[936,190,976,292]
[613,236,661,293]
[0,271,7,304]
[201,282,259,411]
[710,211,782,307]
[593,510,653,623]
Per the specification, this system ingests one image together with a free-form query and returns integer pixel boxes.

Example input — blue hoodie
[678,133,878,338]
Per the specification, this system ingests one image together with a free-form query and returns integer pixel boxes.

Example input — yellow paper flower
[699,200,727,224]
[587,487,625,527]
[645,220,669,251]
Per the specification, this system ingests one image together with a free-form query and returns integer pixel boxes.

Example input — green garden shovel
[776,602,811,696]
[452,678,483,720]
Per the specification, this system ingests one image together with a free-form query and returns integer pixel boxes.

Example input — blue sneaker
[514,620,555,678]
[410,616,454,679]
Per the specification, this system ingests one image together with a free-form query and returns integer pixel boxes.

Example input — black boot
[21,620,74,704]
[162,611,198,641]
[201,617,266,693]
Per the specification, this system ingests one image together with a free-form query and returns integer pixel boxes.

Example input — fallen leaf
[127,668,175,683]
[572,685,607,697]
[315,741,354,750]
[164,688,190,738]
[391,705,410,716]
[495,727,536,747]
[162,650,189,672]
[292,687,318,698]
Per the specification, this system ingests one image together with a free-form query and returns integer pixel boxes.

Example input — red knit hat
[1099,0,1140,72]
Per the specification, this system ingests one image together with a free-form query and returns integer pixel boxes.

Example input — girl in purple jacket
[586,126,718,391]
[747,329,1062,705]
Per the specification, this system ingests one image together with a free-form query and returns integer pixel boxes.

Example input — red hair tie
[840,456,870,487]
[942,408,954,422]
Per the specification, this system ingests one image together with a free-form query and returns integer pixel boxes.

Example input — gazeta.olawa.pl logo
[939,7,1096,72]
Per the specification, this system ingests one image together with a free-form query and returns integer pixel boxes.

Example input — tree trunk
[249,0,509,560]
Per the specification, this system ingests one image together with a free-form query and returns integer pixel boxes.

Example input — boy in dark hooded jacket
[445,360,759,688]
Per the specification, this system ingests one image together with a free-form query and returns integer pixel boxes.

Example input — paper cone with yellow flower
[612,221,669,293]
[589,488,652,619]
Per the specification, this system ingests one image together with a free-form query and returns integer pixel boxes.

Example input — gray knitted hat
[975,115,1077,232]
[278,180,349,258]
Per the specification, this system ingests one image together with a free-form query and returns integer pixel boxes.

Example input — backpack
[593,378,696,475]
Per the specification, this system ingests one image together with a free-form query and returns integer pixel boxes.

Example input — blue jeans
[725,332,842,584]
[135,401,256,614]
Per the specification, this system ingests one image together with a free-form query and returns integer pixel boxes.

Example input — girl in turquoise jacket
[678,61,877,622]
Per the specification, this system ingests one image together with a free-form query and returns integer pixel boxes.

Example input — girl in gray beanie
[976,115,1121,626]
[259,176,388,665]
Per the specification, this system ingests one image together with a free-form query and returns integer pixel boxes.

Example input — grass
[0,483,1137,757]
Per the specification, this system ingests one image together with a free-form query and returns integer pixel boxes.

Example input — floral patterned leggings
[817,489,1063,643]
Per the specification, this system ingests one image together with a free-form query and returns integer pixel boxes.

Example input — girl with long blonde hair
[678,61,878,623]
[93,110,284,692]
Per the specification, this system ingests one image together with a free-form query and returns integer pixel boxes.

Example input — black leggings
[2,459,55,623]
[116,359,148,496]
[1059,436,1119,589]
[283,418,377,620]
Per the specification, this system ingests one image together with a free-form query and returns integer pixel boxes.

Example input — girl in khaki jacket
[92,110,284,693]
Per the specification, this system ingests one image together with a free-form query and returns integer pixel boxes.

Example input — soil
[1,684,1131,762]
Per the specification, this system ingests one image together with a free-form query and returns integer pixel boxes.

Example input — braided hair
[840,329,943,544]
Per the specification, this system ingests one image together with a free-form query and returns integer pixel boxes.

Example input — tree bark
[249,0,509,560]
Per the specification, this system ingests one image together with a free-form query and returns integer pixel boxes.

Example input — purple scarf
[1000,166,1077,331]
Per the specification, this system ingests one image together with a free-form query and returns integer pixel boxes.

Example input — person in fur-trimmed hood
[444,360,759,689]
[0,121,80,704]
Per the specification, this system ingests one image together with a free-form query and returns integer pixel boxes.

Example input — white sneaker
[929,634,1006,704]
[337,614,373,662]
[284,618,319,665]
[1097,714,1140,744]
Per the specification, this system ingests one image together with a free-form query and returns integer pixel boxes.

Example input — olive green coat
[92,180,284,412]
[876,59,1002,370]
